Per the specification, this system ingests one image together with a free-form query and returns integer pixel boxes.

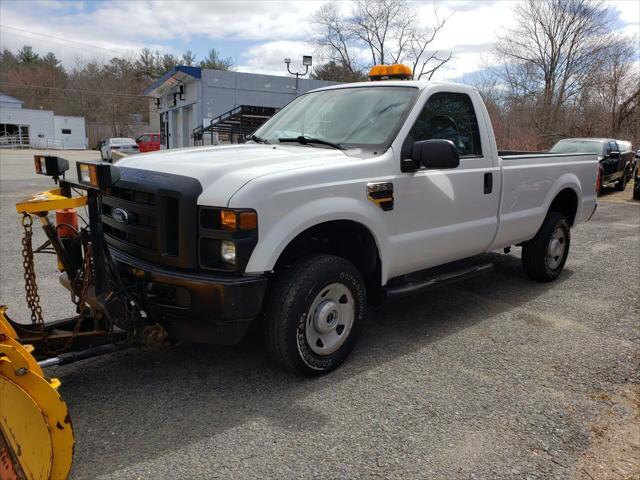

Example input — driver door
[390,90,500,277]
[601,140,621,182]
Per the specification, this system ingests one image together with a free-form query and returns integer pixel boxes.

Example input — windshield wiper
[248,134,269,144]
[278,135,344,150]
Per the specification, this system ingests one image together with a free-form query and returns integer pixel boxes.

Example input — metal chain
[21,212,94,353]
[21,213,45,330]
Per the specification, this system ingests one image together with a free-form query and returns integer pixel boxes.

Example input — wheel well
[549,188,578,226]
[274,220,382,296]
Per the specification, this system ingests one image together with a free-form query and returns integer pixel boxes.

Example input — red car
[135,133,161,152]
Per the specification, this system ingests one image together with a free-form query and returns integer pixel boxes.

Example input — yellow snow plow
[1,156,145,479]
[1,308,74,480]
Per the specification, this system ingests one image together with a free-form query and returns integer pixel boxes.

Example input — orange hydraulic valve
[55,208,81,273]
[56,209,78,238]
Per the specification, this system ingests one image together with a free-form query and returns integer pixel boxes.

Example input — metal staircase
[193,105,278,145]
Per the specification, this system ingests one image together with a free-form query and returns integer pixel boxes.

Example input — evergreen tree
[17,46,39,64]
[310,60,366,82]
[181,50,197,66]
[135,48,157,80]
[200,48,233,70]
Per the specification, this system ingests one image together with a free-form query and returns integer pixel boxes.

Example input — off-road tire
[615,172,627,191]
[522,212,570,282]
[264,254,366,376]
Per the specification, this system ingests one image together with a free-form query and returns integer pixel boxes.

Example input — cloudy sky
[0,0,638,81]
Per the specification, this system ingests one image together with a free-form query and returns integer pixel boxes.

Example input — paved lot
[1,149,638,479]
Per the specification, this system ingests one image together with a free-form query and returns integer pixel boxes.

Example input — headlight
[198,207,258,273]
[34,155,69,178]
[220,240,236,265]
[78,163,95,184]
[76,161,120,190]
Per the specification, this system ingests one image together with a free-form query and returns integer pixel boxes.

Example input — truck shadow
[59,252,574,479]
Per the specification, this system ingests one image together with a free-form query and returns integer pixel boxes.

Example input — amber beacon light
[368,64,413,81]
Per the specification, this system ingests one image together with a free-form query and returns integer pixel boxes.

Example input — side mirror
[609,151,620,159]
[411,139,460,169]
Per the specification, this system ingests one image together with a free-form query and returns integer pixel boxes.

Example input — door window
[608,141,618,154]
[410,92,482,157]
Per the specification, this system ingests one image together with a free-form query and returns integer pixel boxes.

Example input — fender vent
[367,182,394,211]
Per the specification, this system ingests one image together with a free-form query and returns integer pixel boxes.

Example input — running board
[385,262,493,300]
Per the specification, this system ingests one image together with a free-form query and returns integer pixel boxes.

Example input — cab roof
[557,138,612,143]
[308,80,473,93]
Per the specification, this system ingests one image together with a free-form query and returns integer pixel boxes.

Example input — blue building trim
[144,66,202,96]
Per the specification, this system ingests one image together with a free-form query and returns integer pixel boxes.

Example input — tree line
[0,46,233,145]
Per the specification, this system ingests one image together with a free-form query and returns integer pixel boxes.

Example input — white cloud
[610,0,640,26]
[237,41,319,76]
[0,0,637,81]
[412,1,517,80]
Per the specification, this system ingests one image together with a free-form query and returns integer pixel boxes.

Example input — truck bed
[489,152,598,251]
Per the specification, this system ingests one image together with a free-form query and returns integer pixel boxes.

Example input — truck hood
[116,144,349,206]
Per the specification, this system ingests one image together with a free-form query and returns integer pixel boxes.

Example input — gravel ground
[1,149,638,480]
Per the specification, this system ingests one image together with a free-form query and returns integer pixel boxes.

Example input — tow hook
[141,324,169,348]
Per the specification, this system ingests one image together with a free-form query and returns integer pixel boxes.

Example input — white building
[144,67,337,148]
[0,93,88,149]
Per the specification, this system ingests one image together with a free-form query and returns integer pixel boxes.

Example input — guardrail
[0,133,30,148]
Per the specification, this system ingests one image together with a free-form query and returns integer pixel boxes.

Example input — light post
[284,55,312,90]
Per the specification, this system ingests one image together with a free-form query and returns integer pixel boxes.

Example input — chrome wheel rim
[547,227,566,270]
[306,283,355,355]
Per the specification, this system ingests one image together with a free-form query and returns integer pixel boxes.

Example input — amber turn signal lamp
[238,211,257,230]
[220,210,237,230]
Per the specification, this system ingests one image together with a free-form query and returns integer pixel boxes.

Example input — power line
[0,82,148,99]
[0,24,133,55]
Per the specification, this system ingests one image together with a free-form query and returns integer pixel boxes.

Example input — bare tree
[587,38,639,136]
[495,0,618,142]
[313,0,452,80]
[406,10,451,80]
[350,0,411,66]
[313,2,359,74]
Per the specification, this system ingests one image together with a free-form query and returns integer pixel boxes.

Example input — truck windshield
[550,140,603,155]
[253,86,418,149]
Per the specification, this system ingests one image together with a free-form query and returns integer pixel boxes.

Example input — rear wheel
[522,212,570,282]
[264,254,365,375]
[615,172,627,191]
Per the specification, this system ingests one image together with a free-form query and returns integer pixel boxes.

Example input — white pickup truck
[106,77,598,374]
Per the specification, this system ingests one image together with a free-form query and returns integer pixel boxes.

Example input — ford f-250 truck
[103,74,598,375]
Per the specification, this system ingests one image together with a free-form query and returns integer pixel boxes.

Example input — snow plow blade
[0,306,74,480]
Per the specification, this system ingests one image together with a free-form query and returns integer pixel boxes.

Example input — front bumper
[111,248,268,345]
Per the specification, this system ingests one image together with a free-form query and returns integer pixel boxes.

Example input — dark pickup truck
[550,138,635,192]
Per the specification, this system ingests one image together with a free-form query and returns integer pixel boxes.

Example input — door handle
[484,172,493,194]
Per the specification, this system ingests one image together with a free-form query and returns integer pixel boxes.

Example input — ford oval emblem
[112,207,129,224]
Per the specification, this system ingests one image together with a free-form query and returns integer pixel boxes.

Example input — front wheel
[264,255,366,375]
[615,172,627,191]
[522,212,571,282]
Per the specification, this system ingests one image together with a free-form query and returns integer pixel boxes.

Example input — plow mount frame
[1,157,145,479]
